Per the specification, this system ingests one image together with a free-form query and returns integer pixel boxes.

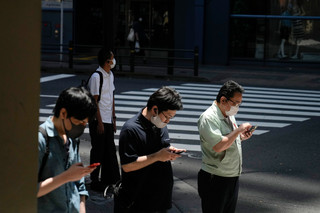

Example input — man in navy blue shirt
[114,86,185,213]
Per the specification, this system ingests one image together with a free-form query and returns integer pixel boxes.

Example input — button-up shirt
[88,66,115,124]
[38,117,88,213]
[198,101,242,177]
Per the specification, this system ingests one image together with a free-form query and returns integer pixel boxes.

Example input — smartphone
[89,163,100,168]
[249,126,258,132]
[174,150,185,155]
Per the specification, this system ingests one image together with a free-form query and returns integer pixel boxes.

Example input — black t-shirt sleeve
[119,127,139,165]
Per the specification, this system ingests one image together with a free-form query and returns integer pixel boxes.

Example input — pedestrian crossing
[39,82,320,152]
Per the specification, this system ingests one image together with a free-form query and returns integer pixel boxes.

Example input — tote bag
[127,28,135,42]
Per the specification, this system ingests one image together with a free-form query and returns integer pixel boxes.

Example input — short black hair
[53,87,97,121]
[216,80,244,103]
[97,48,113,67]
[147,86,183,112]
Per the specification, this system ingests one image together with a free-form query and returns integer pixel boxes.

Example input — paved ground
[42,61,320,212]
[42,61,320,90]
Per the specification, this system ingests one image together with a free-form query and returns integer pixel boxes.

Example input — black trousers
[114,195,168,213]
[198,169,239,213]
[89,121,120,186]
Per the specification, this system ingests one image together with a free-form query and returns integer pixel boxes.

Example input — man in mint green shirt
[197,80,254,213]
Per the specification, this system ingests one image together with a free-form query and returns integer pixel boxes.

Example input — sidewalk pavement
[84,176,200,213]
[80,138,200,213]
[41,61,320,90]
[42,61,320,212]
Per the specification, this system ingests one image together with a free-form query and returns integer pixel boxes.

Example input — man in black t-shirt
[114,86,185,213]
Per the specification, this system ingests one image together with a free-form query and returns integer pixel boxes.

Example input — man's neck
[52,116,68,143]
[101,65,110,73]
[142,107,151,121]
[215,100,227,118]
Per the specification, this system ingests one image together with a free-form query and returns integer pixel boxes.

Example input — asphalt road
[40,72,320,212]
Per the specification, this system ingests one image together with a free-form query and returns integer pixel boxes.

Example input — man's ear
[60,108,67,119]
[220,96,228,105]
[152,106,158,115]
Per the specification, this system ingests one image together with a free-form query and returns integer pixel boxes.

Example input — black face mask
[63,118,86,139]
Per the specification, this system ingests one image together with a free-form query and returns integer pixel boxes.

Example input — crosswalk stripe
[40,74,75,83]
[39,116,268,139]
[39,110,290,128]
[235,114,308,122]
[169,86,320,98]
[41,107,308,123]
[39,81,320,152]
[123,90,320,102]
[112,111,308,123]
[40,95,59,98]
[115,100,320,116]
[111,139,202,152]
[183,83,320,94]
[145,88,320,99]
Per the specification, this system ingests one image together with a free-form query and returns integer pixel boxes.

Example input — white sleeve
[88,73,101,96]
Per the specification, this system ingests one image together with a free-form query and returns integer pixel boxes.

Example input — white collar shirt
[88,66,115,123]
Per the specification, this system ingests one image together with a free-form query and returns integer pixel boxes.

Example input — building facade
[41,0,320,65]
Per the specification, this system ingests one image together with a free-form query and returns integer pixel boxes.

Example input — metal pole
[194,46,199,76]
[68,41,73,69]
[130,49,135,72]
[60,0,64,63]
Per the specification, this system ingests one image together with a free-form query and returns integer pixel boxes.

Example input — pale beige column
[0,0,41,212]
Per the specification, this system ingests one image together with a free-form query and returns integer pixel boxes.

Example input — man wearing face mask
[114,86,185,213]
[37,87,97,213]
[87,48,121,193]
[197,80,253,213]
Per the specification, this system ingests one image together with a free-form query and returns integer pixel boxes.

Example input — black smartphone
[174,150,185,155]
[249,126,258,132]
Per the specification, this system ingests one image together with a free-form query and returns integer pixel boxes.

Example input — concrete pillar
[0,0,40,212]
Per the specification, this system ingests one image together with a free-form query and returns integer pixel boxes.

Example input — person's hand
[63,163,96,182]
[97,121,104,135]
[237,122,251,133]
[238,122,253,141]
[240,130,252,141]
[113,119,117,133]
[168,146,186,155]
[156,148,182,162]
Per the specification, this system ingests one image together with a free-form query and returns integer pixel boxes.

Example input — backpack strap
[85,71,103,102]
[96,71,103,102]
[38,127,50,181]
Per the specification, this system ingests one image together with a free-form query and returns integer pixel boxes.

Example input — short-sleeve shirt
[37,117,88,213]
[198,101,242,177]
[88,66,115,124]
[118,108,173,211]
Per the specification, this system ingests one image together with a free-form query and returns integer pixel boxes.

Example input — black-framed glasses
[227,98,241,107]
[161,111,175,121]
[71,117,88,126]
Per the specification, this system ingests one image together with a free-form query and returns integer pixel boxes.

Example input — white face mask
[225,105,239,117]
[110,58,116,69]
[151,114,167,128]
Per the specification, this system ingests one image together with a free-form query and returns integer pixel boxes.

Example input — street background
[40,63,320,213]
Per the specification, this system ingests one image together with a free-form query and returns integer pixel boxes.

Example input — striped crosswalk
[39,80,320,152]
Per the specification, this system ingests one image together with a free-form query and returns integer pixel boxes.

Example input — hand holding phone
[248,126,258,133]
[172,150,186,155]
[88,163,100,168]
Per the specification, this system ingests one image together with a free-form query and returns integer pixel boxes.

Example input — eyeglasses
[227,98,241,107]
[71,117,88,126]
[161,111,175,121]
